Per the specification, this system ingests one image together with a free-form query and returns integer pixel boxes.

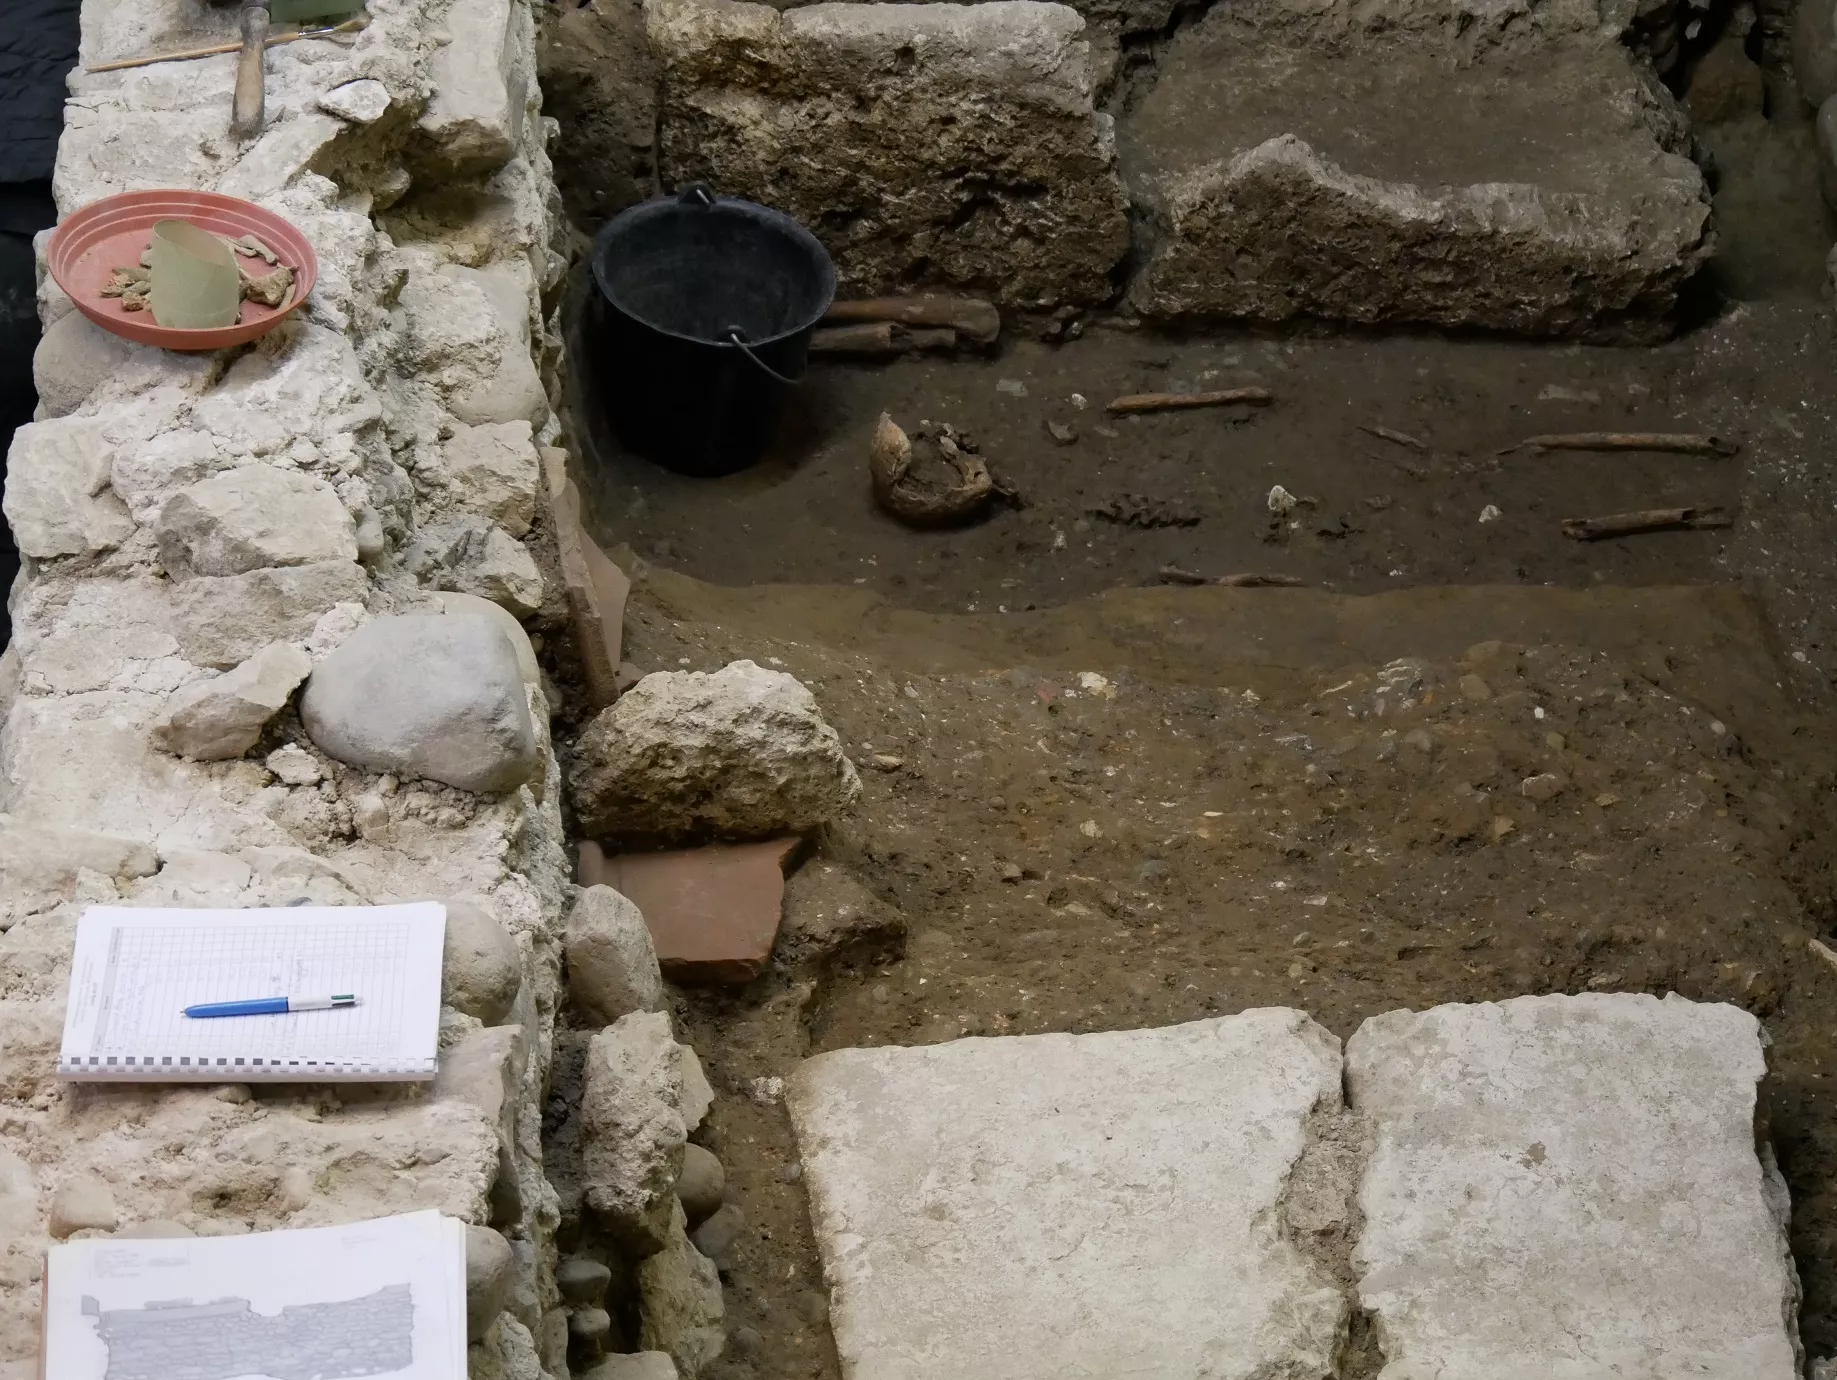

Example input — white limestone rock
[152,643,313,762]
[570,660,861,840]
[787,1010,1347,1380]
[444,897,524,1025]
[678,1047,713,1134]
[170,562,370,669]
[299,614,541,794]
[1346,993,1801,1380]
[264,744,323,787]
[566,885,666,1026]
[319,78,392,125]
[155,466,359,581]
[442,420,540,536]
[0,818,157,926]
[420,0,531,174]
[3,416,135,558]
[581,1012,689,1256]
[407,519,545,617]
[48,1174,118,1238]
[397,264,546,429]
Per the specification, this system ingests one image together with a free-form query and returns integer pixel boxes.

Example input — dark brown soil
[541,39,1837,1375]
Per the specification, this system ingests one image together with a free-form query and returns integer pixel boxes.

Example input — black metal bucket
[586,185,837,478]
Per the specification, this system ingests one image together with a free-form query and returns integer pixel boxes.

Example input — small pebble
[1520,772,1567,803]
[997,378,1028,397]
[1545,731,1567,750]
[1046,421,1077,445]
[1458,674,1493,702]
[870,754,904,772]
[999,862,1023,883]
[691,1203,745,1264]
[730,1326,765,1359]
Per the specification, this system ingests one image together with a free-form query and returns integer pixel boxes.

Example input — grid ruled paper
[59,903,447,1082]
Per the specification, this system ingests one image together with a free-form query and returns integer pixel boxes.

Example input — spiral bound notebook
[58,903,447,1082]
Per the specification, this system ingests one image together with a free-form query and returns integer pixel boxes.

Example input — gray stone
[32,310,151,419]
[1120,17,1711,335]
[677,1144,724,1227]
[788,1010,1346,1379]
[570,1307,613,1345]
[3,416,135,558]
[570,660,861,840]
[466,1224,517,1342]
[1798,0,1837,107]
[443,898,523,1025]
[443,421,540,537]
[265,744,323,787]
[580,1352,679,1380]
[155,466,359,580]
[637,1201,726,1378]
[152,643,313,761]
[49,1174,119,1238]
[171,562,370,669]
[567,885,667,1026]
[1346,993,1800,1380]
[688,1203,742,1266]
[407,518,545,616]
[581,1011,689,1257]
[300,613,541,793]
[557,1256,615,1307]
[434,592,540,689]
[649,0,1130,307]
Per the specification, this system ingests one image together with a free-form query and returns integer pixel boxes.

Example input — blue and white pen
[182,994,358,1018]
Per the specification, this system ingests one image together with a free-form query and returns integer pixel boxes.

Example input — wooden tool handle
[230,4,269,138]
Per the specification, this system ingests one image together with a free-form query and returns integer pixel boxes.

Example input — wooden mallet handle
[230,3,269,138]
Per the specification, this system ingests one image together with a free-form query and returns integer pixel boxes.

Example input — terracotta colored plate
[47,189,318,352]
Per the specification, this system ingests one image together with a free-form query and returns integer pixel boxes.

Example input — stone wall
[0,3,575,1379]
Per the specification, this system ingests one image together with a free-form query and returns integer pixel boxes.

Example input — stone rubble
[569,660,861,841]
[0,1,581,1377]
[648,0,1131,308]
[565,883,668,1026]
[151,641,313,761]
[580,1012,692,1258]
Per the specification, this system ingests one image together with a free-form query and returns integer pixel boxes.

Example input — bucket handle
[725,327,804,387]
[679,183,717,207]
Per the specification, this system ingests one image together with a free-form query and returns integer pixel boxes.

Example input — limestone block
[569,661,861,841]
[421,0,530,174]
[444,897,524,1025]
[434,592,540,689]
[33,310,179,420]
[1346,994,1801,1380]
[581,1011,689,1256]
[155,466,359,581]
[442,421,540,536]
[637,1201,725,1378]
[397,265,545,430]
[467,1224,517,1342]
[649,0,1130,306]
[678,1047,713,1134]
[565,885,667,1026]
[170,562,371,670]
[1120,23,1711,334]
[786,1010,1347,1380]
[0,818,158,925]
[407,518,545,617]
[299,613,541,794]
[152,643,313,761]
[3,416,135,558]
[48,1174,118,1239]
